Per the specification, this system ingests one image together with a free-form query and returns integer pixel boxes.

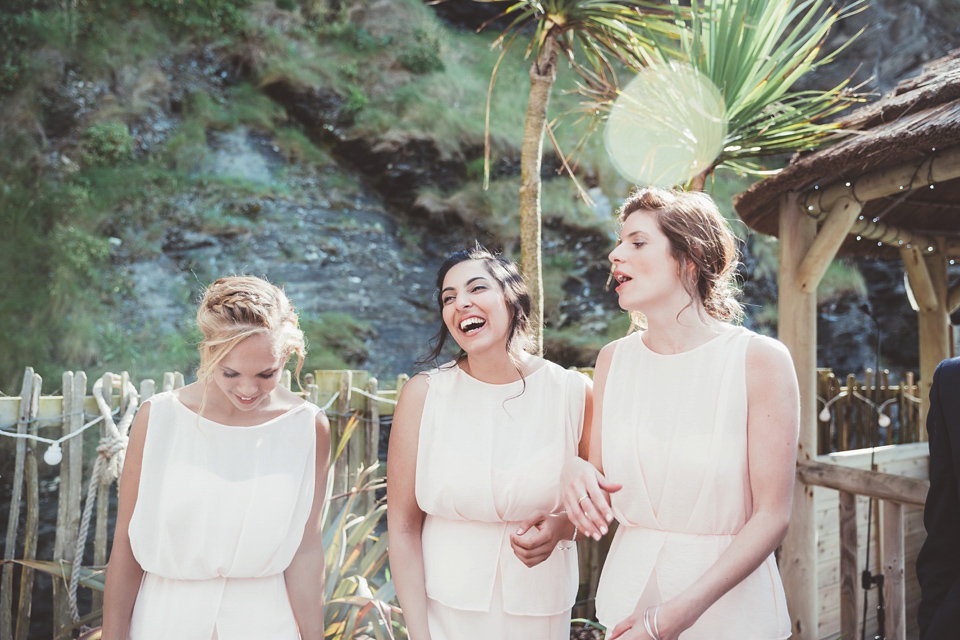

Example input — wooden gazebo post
[777,192,819,639]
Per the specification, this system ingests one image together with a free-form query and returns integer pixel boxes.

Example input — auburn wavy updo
[195,276,306,385]
[618,187,742,326]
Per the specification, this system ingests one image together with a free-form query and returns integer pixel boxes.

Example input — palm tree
[484,0,679,354]
[641,0,863,190]
[487,0,860,351]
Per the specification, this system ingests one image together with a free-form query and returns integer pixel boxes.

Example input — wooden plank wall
[815,443,928,640]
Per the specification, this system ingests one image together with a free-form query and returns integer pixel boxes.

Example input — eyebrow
[441,276,490,294]
[220,365,277,375]
[624,230,648,240]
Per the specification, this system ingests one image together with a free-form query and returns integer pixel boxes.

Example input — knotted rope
[68,374,139,623]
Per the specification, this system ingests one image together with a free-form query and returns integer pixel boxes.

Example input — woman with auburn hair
[102,276,330,640]
[387,246,593,640]
[565,187,799,640]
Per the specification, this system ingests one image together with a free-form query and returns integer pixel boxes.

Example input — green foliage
[542,251,582,324]
[397,28,444,75]
[302,312,376,371]
[818,259,867,302]
[129,0,251,37]
[80,121,135,167]
[322,457,400,639]
[641,0,864,176]
[0,7,71,93]
[273,127,334,168]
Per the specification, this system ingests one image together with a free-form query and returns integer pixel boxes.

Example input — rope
[349,388,398,405]
[68,375,139,623]
[0,413,105,446]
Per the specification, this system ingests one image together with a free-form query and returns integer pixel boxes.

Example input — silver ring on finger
[577,493,589,507]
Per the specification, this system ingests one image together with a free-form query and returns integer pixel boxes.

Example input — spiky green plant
[625,0,865,187]
[322,461,399,640]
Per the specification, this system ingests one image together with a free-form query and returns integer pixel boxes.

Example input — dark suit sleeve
[917,359,960,639]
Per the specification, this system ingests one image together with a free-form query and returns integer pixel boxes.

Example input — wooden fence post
[905,371,916,441]
[140,378,155,402]
[839,490,860,640]
[366,377,380,514]
[1,368,38,640]
[13,371,41,640]
[882,500,906,640]
[53,371,86,635]
[304,373,319,406]
[335,371,353,496]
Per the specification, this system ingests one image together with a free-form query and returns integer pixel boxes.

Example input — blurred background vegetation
[0,0,939,393]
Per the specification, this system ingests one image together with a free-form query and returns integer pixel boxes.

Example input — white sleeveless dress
[596,326,791,639]
[126,391,321,640]
[415,361,588,640]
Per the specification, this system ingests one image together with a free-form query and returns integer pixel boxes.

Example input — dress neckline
[635,324,741,357]
[169,391,308,429]
[453,359,551,387]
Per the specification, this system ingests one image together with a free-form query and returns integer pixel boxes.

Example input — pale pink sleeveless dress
[596,326,791,639]
[415,361,587,640]
[127,391,320,640]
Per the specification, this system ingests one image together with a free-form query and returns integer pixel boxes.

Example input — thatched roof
[734,49,960,259]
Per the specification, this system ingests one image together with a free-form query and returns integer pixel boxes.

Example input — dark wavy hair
[618,187,742,327]
[417,245,533,367]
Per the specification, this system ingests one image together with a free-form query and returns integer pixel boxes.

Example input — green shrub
[130,0,250,36]
[80,121,135,167]
[397,28,443,75]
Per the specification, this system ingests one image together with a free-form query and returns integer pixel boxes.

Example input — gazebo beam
[948,282,960,314]
[797,144,960,217]
[797,196,862,293]
[902,245,940,314]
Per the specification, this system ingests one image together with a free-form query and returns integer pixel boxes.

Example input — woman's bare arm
[386,374,432,640]
[285,410,332,640]
[102,402,150,640]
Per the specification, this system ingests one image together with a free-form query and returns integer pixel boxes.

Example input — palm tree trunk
[519,33,558,355]
[690,167,711,191]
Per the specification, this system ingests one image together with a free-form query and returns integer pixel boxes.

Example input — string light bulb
[44,443,62,466]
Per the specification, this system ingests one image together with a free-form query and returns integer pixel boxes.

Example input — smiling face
[440,259,513,356]
[608,209,688,314]
[210,332,285,412]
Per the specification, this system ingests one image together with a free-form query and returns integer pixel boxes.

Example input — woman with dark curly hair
[388,246,593,640]
[565,188,799,640]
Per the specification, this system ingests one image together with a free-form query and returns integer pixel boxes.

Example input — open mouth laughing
[459,316,486,335]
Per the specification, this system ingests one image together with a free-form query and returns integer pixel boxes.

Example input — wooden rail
[797,460,929,640]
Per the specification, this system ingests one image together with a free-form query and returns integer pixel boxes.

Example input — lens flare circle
[605,62,727,187]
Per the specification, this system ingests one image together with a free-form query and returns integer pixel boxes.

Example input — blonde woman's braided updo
[196,276,306,386]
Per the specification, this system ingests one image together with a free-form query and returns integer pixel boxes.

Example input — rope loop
[69,374,139,623]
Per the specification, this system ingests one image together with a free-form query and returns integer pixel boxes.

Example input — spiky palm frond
[639,0,865,175]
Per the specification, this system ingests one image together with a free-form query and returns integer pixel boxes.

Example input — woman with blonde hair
[388,246,593,640]
[103,275,330,640]
[565,187,799,640]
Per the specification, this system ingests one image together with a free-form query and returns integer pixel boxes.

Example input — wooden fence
[0,364,932,638]
[0,367,399,639]
[816,368,923,454]
[804,444,929,640]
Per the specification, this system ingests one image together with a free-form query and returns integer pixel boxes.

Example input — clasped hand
[509,513,569,567]
[562,457,621,540]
